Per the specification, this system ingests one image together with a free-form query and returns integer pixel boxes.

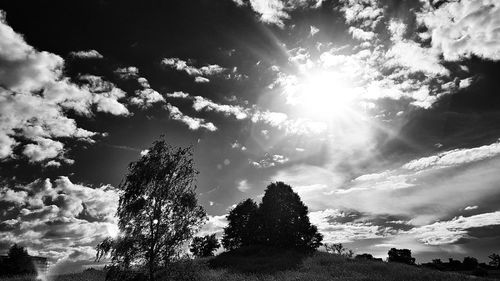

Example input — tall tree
[257,182,323,251]
[221,199,259,250]
[97,138,206,281]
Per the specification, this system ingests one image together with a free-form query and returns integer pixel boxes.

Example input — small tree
[463,256,478,270]
[222,199,259,250]
[387,248,415,265]
[258,182,323,251]
[190,234,220,258]
[324,243,354,258]
[1,244,36,276]
[96,138,206,281]
[489,253,500,269]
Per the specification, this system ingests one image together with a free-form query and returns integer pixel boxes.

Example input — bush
[208,246,308,273]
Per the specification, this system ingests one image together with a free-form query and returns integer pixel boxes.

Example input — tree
[463,256,478,270]
[190,234,220,258]
[221,199,259,250]
[96,138,206,281]
[324,243,354,258]
[489,253,500,269]
[0,244,36,276]
[257,182,323,251]
[387,248,415,265]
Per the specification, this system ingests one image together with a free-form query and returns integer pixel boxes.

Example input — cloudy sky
[1,0,500,273]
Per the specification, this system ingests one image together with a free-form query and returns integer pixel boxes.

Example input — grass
[1,252,498,281]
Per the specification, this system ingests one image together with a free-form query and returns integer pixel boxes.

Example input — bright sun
[291,71,359,120]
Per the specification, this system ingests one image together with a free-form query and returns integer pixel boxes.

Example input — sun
[289,70,360,120]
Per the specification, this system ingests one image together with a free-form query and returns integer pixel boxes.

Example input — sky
[1,0,500,273]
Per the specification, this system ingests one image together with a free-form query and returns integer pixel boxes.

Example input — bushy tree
[96,138,206,281]
[0,244,36,276]
[190,234,220,258]
[324,243,353,257]
[221,182,322,253]
[258,182,323,251]
[222,199,259,250]
[387,248,415,265]
[463,256,478,270]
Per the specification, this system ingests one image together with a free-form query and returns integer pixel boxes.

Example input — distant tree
[324,243,354,258]
[489,253,500,269]
[222,199,259,250]
[355,253,374,260]
[463,256,478,270]
[96,138,206,281]
[257,182,323,251]
[387,248,415,265]
[448,258,462,270]
[190,234,220,258]
[0,244,36,276]
[432,259,442,264]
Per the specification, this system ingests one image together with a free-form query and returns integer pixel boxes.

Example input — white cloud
[349,27,376,41]
[0,13,131,163]
[236,179,252,192]
[194,76,210,83]
[310,25,319,36]
[403,140,500,171]
[250,153,289,168]
[193,96,248,120]
[69,50,103,59]
[464,205,478,211]
[418,0,500,61]
[165,104,217,131]
[409,211,500,245]
[22,138,64,162]
[114,66,139,79]
[166,91,190,98]
[385,40,449,76]
[162,57,226,78]
[0,177,119,267]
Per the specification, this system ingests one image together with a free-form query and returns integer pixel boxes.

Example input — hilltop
[2,250,495,281]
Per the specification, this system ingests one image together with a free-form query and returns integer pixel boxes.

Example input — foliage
[257,182,323,251]
[489,253,500,269]
[462,256,478,270]
[222,182,322,253]
[387,248,415,265]
[221,199,258,250]
[0,244,36,276]
[190,234,220,258]
[355,253,374,260]
[96,138,206,281]
[324,243,354,258]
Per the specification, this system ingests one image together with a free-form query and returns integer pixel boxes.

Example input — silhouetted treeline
[0,244,36,276]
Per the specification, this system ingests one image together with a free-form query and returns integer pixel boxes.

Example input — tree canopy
[222,198,259,250]
[222,182,322,252]
[190,234,220,258]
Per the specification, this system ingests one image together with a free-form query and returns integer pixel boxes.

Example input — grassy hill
[1,251,498,281]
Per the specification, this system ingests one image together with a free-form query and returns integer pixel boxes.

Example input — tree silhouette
[0,244,36,276]
[190,234,220,258]
[96,138,206,281]
[257,182,323,251]
[462,256,478,270]
[387,248,415,265]
[222,199,259,250]
[489,253,500,269]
